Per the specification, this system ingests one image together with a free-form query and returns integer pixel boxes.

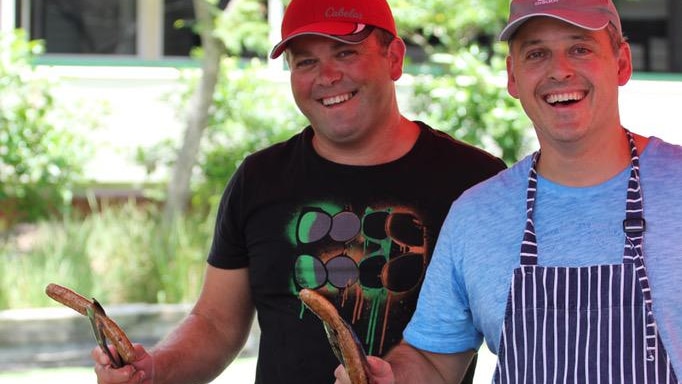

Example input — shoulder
[640,137,682,191]
[452,155,533,212]
[640,137,682,175]
[241,127,310,168]
[644,137,682,158]
[436,155,535,254]
[415,122,507,171]
[225,128,310,196]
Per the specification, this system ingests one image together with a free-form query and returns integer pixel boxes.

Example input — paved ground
[0,357,257,384]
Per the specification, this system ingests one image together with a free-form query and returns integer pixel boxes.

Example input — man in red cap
[90,0,505,383]
[334,0,682,383]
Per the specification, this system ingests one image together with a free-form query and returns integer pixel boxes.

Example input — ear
[388,37,406,81]
[506,55,520,99]
[617,42,633,86]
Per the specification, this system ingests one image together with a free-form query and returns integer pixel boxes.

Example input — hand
[333,356,395,384]
[92,343,153,384]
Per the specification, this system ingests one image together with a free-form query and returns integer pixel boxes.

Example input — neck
[312,116,420,166]
[536,128,649,187]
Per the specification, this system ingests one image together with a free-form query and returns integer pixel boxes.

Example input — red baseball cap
[269,0,398,59]
[499,0,622,41]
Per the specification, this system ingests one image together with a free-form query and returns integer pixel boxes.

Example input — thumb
[366,356,394,379]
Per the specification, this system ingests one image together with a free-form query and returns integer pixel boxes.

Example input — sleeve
[207,161,250,269]
[402,201,483,354]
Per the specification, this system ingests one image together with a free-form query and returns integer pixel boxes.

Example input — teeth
[546,92,584,104]
[322,93,353,106]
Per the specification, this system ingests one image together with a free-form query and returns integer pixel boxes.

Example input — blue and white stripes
[493,130,678,383]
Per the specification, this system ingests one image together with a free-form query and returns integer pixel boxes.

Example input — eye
[571,46,592,56]
[336,49,357,59]
[293,58,317,69]
[525,49,545,61]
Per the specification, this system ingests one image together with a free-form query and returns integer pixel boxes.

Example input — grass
[0,202,216,310]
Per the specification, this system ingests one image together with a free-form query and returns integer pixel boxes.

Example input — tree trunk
[163,0,227,220]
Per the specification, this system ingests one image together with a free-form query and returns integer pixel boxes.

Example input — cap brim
[499,12,610,41]
[270,23,371,59]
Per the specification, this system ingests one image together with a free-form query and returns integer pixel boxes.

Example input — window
[616,0,670,72]
[13,0,200,60]
[26,0,137,55]
[163,0,198,56]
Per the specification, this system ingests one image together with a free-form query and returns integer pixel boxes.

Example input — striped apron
[493,130,678,383]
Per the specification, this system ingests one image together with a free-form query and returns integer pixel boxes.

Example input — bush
[195,58,306,207]
[409,44,534,164]
[0,30,99,225]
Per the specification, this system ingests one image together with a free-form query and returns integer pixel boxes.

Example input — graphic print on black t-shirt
[287,201,426,356]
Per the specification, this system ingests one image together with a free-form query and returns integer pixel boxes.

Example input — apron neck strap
[520,129,643,266]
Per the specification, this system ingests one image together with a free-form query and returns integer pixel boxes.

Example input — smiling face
[285,30,405,153]
[506,17,632,153]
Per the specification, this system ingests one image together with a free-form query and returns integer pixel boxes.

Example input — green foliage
[390,0,509,53]
[213,0,271,56]
[0,203,213,309]
[195,58,306,206]
[0,30,98,224]
[409,44,533,164]
[144,57,305,211]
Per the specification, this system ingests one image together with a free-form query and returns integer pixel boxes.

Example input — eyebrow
[287,46,311,58]
[288,39,362,58]
[517,33,597,51]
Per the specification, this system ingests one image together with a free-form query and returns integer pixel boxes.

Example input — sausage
[45,283,135,364]
[299,288,370,384]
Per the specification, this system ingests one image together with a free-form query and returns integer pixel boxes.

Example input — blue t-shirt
[404,137,682,375]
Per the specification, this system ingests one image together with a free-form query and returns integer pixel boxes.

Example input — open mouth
[321,91,357,107]
[545,91,585,106]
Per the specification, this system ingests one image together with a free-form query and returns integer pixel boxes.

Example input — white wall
[620,78,682,144]
[48,66,186,185]
[0,0,16,33]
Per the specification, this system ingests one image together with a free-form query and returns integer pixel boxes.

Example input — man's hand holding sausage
[92,344,153,384]
[333,356,395,384]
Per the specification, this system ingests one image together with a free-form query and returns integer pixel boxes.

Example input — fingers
[94,361,140,384]
[366,355,394,378]
[333,363,351,384]
[333,357,395,384]
[91,344,151,384]
[91,344,115,366]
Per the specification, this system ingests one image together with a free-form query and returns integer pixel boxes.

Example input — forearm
[386,342,475,384]
[150,310,254,384]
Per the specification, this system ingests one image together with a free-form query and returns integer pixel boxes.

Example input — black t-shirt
[208,122,506,383]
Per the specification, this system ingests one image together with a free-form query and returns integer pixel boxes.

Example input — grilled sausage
[45,283,135,364]
[299,288,370,384]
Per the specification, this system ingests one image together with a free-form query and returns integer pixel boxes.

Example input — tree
[164,0,226,220]
[164,0,269,219]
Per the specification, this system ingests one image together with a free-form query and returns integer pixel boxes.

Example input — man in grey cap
[335,0,682,383]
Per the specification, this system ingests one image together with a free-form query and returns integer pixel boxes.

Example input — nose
[548,55,574,82]
[317,60,342,86]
